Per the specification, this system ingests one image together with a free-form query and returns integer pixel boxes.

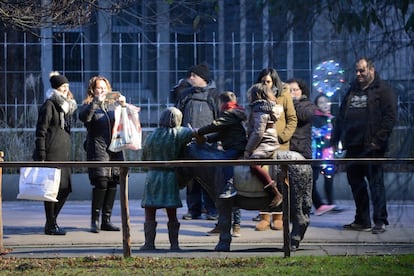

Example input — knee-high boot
[91,188,106,233]
[101,187,120,231]
[168,221,181,251]
[55,195,68,218]
[140,221,157,251]
[44,201,66,235]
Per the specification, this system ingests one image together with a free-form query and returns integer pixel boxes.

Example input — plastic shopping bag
[109,104,142,152]
[17,167,61,202]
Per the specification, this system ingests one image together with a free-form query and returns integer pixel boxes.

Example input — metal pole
[0,151,4,253]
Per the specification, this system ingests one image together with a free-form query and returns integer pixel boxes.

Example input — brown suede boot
[264,181,283,208]
[271,213,283,230]
[255,214,271,231]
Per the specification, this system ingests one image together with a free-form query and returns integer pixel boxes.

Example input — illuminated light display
[312,59,345,97]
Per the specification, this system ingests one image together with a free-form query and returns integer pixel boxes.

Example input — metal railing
[0,154,413,258]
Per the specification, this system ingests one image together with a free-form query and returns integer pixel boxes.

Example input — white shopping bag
[17,167,61,202]
[109,104,142,152]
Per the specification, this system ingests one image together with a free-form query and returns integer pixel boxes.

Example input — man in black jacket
[332,57,397,234]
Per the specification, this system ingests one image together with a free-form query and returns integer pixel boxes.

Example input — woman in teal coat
[140,107,196,251]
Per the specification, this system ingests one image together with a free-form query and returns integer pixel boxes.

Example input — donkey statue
[180,142,312,252]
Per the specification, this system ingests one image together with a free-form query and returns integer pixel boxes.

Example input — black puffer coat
[78,100,124,182]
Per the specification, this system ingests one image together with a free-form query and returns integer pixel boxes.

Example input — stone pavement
[1,200,414,258]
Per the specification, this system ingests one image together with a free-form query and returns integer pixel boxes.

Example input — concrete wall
[2,172,413,202]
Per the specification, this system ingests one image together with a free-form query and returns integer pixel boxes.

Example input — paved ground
[1,200,414,258]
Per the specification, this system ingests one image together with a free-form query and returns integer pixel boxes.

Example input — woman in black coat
[78,76,125,233]
[33,71,77,235]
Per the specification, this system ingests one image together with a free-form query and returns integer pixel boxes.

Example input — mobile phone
[105,91,121,100]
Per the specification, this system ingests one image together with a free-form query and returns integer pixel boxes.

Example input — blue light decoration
[312,59,345,97]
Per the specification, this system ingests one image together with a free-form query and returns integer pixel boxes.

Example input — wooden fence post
[119,166,131,257]
[0,151,4,253]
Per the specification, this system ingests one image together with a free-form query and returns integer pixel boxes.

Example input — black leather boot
[100,188,120,231]
[54,196,67,218]
[44,201,66,235]
[167,221,181,251]
[140,221,157,250]
[91,188,106,233]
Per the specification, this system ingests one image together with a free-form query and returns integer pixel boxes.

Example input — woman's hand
[118,95,126,106]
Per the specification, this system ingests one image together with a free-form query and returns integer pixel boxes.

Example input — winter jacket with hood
[245,99,282,157]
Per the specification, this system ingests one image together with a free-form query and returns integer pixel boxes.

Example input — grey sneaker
[372,223,386,234]
[219,182,237,199]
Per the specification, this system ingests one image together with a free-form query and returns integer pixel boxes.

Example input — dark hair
[255,68,283,96]
[357,57,375,69]
[314,93,330,105]
[286,78,310,97]
[219,91,237,103]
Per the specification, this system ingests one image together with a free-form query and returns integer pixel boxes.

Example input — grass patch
[1,255,413,275]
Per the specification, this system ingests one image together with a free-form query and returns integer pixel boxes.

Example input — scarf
[221,101,244,112]
[48,89,78,129]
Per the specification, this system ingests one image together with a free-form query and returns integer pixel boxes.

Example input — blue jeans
[232,208,241,225]
[186,179,216,217]
[188,142,241,195]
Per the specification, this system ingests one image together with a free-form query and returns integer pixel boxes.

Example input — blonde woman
[78,76,126,233]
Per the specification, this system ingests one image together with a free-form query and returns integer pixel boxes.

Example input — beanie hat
[50,72,69,89]
[188,64,211,83]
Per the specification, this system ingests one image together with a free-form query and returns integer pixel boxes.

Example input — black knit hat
[50,73,69,89]
[188,64,211,82]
